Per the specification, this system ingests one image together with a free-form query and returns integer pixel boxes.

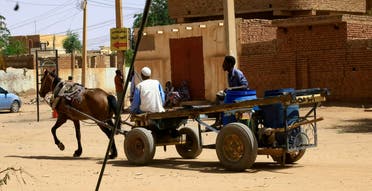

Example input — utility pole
[82,0,87,86]
[115,0,125,72]
[223,0,237,58]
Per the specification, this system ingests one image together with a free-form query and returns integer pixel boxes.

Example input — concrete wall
[0,67,34,93]
[0,67,120,96]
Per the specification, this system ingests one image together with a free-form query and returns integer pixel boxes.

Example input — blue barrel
[222,90,257,125]
[260,88,299,128]
[224,90,257,103]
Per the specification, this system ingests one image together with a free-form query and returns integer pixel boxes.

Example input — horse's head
[39,70,57,98]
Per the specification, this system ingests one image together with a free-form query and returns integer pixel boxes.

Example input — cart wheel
[124,127,155,165]
[271,150,306,164]
[271,132,308,164]
[216,122,257,171]
[175,127,202,159]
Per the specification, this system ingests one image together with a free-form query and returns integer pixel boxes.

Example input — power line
[4,0,144,49]
[89,0,144,9]
[7,0,142,32]
[37,10,82,33]
[5,0,71,7]
[8,0,76,29]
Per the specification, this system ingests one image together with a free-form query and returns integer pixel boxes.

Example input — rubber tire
[216,122,258,171]
[175,127,202,159]
[124,128,155,165]
[272,150,306,164]
[10,101,20,113]
[272,130,308,164]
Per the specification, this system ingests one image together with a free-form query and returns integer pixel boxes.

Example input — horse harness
[47,74,85,108]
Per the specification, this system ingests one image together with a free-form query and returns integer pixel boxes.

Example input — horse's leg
[51,117,67,151]
[72,120,83,157]
[98,121,117,159]
[107,119,118,159]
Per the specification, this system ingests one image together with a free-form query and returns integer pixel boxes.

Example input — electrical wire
[5,0,70,7]
[4,0,144,49]
[7,0,76,29]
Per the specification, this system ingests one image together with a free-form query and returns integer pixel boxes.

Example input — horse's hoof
[73,150,82,157]
[57,143,65,151]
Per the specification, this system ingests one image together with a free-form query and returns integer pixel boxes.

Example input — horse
[39,70,119,159]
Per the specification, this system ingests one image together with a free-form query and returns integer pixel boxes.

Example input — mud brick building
[135,0,372,102]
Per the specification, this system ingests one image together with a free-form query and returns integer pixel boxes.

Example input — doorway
[169,37,205,100]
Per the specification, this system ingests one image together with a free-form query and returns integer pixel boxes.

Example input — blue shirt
[228,68,248,87]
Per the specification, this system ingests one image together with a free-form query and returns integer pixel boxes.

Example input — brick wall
[54,55,112,69]
[3,55,34,69]
[3,54,113,71]
[347,22,372,39]
[239,19,372,102]
[240,52,296,97]
[12,35,41,54]
[168,0,366,21]
[345,39,372,101]
[239,19,276,44]
[58,55,71,69]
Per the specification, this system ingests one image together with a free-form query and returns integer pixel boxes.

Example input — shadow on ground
[6,155,303,174]
[328,118,372,133]
[5,155,101,161]
[106,157,302,174]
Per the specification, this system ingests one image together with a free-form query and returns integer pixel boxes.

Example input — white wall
[0,67,35,93]
[0,67,132,96]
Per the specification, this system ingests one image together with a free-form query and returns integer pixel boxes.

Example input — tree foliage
[0,15,10,52]
[2,39,27,55]
[62,31,82,54]
[132,0,175,28]
[128,0,174,66]
[0,15,27,56]
[124,48,133,67]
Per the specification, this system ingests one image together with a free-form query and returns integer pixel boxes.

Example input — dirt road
[1,98,372,191]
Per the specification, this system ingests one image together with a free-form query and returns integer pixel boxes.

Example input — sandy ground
[1,96,372,191]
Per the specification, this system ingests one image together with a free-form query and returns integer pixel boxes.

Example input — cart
[124,88,328,171]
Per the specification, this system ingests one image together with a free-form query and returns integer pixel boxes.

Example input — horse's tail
[107,95,118,116]
[107,95,122,133]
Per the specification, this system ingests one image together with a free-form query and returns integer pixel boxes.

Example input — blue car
[0,87,22,112]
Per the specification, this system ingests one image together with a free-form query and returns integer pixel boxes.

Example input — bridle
[41,72,57,106]
[42,71,59,93]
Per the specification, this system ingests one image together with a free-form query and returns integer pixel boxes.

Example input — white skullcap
[141,67,151,77]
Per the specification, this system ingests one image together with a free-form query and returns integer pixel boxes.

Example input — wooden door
[169,37,205,100]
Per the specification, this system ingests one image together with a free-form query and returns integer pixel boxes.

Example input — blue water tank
[222,90,257,125]
[224,89,257,104]
[260,88,299,128]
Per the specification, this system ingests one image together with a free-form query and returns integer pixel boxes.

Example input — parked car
[0,87,22,112]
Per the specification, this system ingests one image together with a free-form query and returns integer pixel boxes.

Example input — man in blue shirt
[210,56,249,129]
[223,55,248,90]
